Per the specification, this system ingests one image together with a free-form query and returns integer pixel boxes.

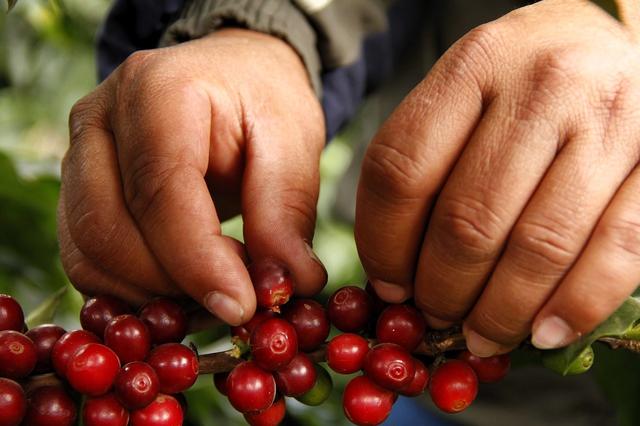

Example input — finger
[532,165,640,349]
[114,82,255,326]
[355,32,490,303]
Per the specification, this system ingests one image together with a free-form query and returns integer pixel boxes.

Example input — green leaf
[590,0,621,21]
[543,297,640,375]
[6,0,17,13]
[25,285,67,328]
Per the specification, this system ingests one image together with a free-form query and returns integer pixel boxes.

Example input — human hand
[58,29,327,326]
[356,0,640,355]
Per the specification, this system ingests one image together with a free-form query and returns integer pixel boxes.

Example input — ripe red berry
[104,315,151,363]
[146,343,198,394]
[51,329,100,378]
[399,358,429,397]
[25,324,66,374]
[0,330,37,379]
[80,296,131,338]
[250,318,298,371]
[248,260,294,310]
[326,333,370,374]
[0,294,24,332]
[244,396,286,426]
[138,298,187,345]
[429,360,478,413]
[66,343,121,397]
[327,286,372,332]
[213,372,229,396]
[130,394,183,426]
[23,385,77,426]
[82,393,129,426]
[0,378,26,426]
[226,361,276,413]
[363,343,415,391]
[343,376,395,426]
[457,351,511,383]
[274,353,317,397]
[230,310,277,344]
[114,362,160,410]
[376,305,426,351]
[282,299,329,352]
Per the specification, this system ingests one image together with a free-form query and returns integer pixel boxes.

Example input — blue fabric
[384,396,454,426]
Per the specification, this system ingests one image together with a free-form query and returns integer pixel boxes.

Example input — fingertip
[204,291,253,327]
[370,279,412,303]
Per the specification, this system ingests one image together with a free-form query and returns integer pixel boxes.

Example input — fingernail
[465,329,501,357]
[532,316,575,349]
[204,291,245,326]
[370,279,410,303]
[304,241,327,276]
[423,313,455,330]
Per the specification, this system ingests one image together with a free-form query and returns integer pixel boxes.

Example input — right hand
[58,29,327,326]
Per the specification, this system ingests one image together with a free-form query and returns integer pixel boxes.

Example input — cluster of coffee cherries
[0,292,195,425]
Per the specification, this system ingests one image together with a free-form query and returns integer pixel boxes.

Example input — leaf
[7,0,17,13]
[544,297,640,375]
[590,0,621,21]
[25,285,67,328]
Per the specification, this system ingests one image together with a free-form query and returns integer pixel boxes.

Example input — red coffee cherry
[363,343,415,391]
[104,315,151,363]
[248,260,294,310]
[213,372,229,396]
[327,286,372,333]
[114,362,160,410]
[399,358,429,397]
[0,330,37,379]
[51,329,100,378]
[130,394,183,426]
[226,361,276,414]
[138,298,187,345]
[429,360,478,413]
[23,385,77,426]
[0,294,24,332]
[0,378,26,426]
[282,299,330,352]
[146,343,198,394]
[66,343,121,397]
[250,318,298,371]
[274,353,317,397]
[230,310,277,344]
[244,396,286,426]
[376,305,426,351]
[326,333,370,374]
[457,350,511,383]
[25,324,66,374]
[82,393,129,426]
[80,296,131,338]
[343,376,395,426]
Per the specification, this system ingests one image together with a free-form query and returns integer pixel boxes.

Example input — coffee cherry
[248,260,294,310]
[213,372,229,396]
[51,329,101,377]
[173,392,188,417]
[250,318,298,371]
[274,353,316,397]
[244,396,286,426]
[0,378,26,426]
[80,296,131,338]
[24,385,77,426]
[130,394,183,426]
[66,343,121,397]
[230,310,277,344]
[295,364,333,406]
[399,358,429,397]
[458,351,510,383]
[0,294,24,332]
[25,324,66,374]
[0,330,37,379]
[542,345,594,376]
[146,343,198,394]
[104,315,151,363]
[327,286,372,332]
[282,299,329,352]
[363,343,415,391]
[82,393,129,426]
[114,362,160,410]
[343,375,395,426]
[326,333,369,374]
[376,305,426,351]
[226,361,276,413]
[429,360,478,413]
[138,298,187,344]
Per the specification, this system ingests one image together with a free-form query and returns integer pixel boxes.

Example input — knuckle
[117,50,158,80]
[447,23,504,76]
[509,220,575,273]
[415,295,467,322]
[68,94,108,144]
[598,217,640,259]
[276,186,318,233]
[471,310,525,345]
